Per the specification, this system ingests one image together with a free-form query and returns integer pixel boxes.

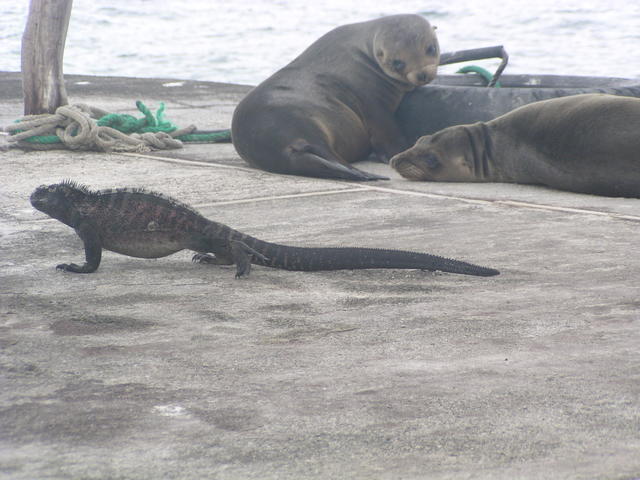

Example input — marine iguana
[29,181,499,278]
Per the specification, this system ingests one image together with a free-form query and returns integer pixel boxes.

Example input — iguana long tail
[236,235,499,277]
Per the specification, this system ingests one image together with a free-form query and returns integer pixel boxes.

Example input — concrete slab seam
[355,184,640,222]
[122,151,640,222]
[122,152,257,172]
[194,188,368,208]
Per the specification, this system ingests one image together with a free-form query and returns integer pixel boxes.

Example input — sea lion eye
[426,44,437,56]
[424,152,440,169]
[391,59,406,72]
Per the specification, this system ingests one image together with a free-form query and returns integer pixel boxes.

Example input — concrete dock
[1,71,639,479]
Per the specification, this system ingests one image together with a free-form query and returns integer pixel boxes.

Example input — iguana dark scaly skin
[30,181,499,278]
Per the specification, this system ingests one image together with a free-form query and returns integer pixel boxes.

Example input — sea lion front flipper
[288,150,389,181]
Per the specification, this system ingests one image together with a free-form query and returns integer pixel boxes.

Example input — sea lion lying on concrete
[232,14,440,181]
[391,93,640,197]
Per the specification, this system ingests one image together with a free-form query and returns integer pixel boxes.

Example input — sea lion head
[390,127,474,181]
[373,15,440,88]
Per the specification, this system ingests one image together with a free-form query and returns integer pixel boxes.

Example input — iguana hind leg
[192,240,268,278]
[229,240,269,278]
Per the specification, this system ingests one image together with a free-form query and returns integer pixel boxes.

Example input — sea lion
[390,94,640,197]
[231,14,440,181]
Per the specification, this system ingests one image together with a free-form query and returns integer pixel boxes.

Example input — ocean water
[1,1,639,85]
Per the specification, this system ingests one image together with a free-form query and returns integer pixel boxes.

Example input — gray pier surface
[1,72,639,479]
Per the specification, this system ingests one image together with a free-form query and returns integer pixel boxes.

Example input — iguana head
[30,180,90,226]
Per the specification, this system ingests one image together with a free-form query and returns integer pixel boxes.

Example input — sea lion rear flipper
[288,150,389,181]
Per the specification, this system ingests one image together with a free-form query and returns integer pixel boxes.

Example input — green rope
[456,65,502,88]
[12,101,231,146]
[23,134,61,144]
[176,131,232,143]
[104,101,232,141]
[97,100,179,134]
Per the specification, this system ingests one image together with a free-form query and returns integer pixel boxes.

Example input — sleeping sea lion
[231,14,440,181]
[390,93,640,197]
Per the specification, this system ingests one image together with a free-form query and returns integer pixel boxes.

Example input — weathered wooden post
[21,0,73,115]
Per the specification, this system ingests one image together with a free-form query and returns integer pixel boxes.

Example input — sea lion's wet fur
[232,14,439,181]
[391,94,640,197]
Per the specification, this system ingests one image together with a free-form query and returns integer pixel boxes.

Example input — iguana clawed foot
[56,262,96,273]
[191,253,222,265]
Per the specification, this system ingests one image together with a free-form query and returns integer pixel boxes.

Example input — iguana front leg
[57,222,102,273]
[192,240,268,278]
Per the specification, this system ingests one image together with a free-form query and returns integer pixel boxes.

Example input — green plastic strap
[456,65,502,88]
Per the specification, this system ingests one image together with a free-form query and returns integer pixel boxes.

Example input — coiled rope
[4,101,231,152]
